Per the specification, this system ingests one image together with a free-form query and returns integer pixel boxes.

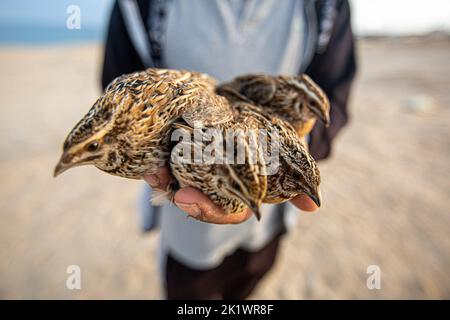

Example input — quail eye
[86,141,99,152]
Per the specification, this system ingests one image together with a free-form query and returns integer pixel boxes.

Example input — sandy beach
[0,37,449,299]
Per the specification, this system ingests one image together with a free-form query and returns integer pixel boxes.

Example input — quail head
[216,74,330,137]
[55,68,328,221]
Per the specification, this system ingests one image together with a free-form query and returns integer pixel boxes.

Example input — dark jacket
[101,0,356,161]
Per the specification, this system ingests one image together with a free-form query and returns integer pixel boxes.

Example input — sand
[0,38,449,299]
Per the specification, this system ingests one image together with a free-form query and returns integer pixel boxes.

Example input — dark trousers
[164,232,284,299]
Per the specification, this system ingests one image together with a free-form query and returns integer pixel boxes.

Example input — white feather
[150,189,171,206]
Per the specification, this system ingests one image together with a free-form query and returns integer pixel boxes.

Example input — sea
[0,0,114,45]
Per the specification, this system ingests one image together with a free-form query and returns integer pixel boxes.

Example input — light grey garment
[164,0,305,82]
[144,0,306,270]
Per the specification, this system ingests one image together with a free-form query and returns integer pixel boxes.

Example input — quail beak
[237,196,261,220]
[251,205,262,221]
[247,200,262,221]
[54,160,68,177]
[53,153,75,177]
[307,190,322,208]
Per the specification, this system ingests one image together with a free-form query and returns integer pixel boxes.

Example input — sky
[350,0,450,35]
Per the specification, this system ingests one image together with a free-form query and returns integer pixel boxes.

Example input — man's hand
[144,166,318,224]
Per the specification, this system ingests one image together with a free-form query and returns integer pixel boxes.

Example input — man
[102,0,356,299]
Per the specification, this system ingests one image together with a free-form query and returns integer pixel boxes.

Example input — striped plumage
[55,68,329,220]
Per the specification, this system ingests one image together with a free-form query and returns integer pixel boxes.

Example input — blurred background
[0,0,449,299]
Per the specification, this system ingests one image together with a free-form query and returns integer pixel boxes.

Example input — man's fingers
[174,187,253,224]
[144,169,319,221]
[290,194,319,212]
[143,169,253,224]
[143,166,173,190]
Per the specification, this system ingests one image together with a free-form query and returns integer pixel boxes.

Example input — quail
[54,68,329,220]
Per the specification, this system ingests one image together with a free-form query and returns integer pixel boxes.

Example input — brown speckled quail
[216,73,331,207]
[54,68,328,220]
